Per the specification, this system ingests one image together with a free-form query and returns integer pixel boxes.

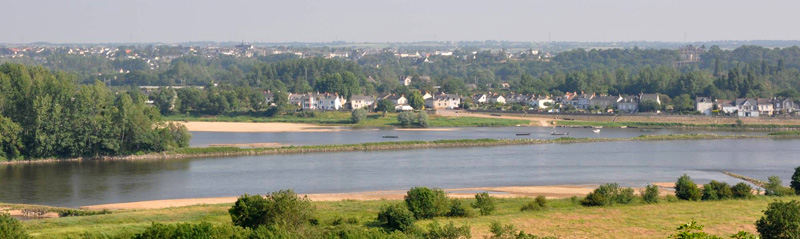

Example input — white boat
[592,129,601,133]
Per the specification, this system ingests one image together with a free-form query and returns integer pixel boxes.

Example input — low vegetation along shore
[3,133,797,164]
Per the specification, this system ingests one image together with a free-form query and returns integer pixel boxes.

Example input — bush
[0,213,28,239]
[669,221,754,239]
[701,180,733,201]
[228,189,314,229]
[377,203,416,232]
[731,183,754,199]
[765,176,796,196]
[792,166,800,195]
[487,221,554,239]
[675,175,702,201]
[397,112,415,126]
[351,109,367,123]
[405,187,450,219]
[521,196,548,211]
[447,199,475,218]
[756,200,800,239]
[580,183,636,206]
[132,222,248,239]
[473,192,496,216]
[417,111,429,128]
[641,184,660,203]
[424,221,471,239]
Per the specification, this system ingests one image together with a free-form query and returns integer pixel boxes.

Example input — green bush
[701,180,733,201]
[0,213,28,239]
[731,183,754,199]
[487,221,554,239]
[447,199,475,218]
[675,175,702,201]
[228,190,314,229]
[669,221,754,239]
[792,166,800,195]
[397,112,415,126]
[377,203,416,232]
[404,187,450,219]
[765,176,796,196]
[132,222,248,239]
[473,192,496,215]
[580,183,636,206]
[641,184,660,203]
[521,196,548,211]
[424,221,471,239]
[756,200,800,239]
[350,109,367,123]
[417,111,429,128]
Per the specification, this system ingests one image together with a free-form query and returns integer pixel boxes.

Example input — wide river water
[1,127,798,208]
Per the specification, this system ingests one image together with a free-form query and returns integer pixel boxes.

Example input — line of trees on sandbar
[0,63,190,161]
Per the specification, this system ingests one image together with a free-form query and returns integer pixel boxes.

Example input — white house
[528,95,554,109]
[487,94,506,104]
[349,95,376,110]
[400,76,412,86]
[696,97,713,116]
[472,94,487,104]
[735,98,759,117]
[425,93,461,109]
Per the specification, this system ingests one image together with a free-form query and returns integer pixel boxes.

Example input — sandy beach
[208,142,290,148]
[80,184,675,210]
[177,121,347,133]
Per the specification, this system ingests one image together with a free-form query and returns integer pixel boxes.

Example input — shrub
[675,175,702,201]
[701,180,733,201]
[377,203,416,232]
[228,189,314,229]
[731,183,754,199]
[580,183,636,206]
[756,200,800,239]
[793,166,800,195]
[417,111,429,128]
[487,221,554,239]
[0,213,28,239]
[132,222,248,239]
[351,109,367,123]
[424,221,471,239]
[641,184,660,203]
[447,199,475,218]
[397,112,415,126]
[668,221,752,239]
[405,187,450,219]
[473,192,496,215]
[521,196,548,212]
[765,175,796,196]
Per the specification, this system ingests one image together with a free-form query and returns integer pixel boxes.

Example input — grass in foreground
[556,120,800,129]
[19,195,798,239]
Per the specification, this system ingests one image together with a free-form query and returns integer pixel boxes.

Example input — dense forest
[0,63,190,161]
[4,45,800,115]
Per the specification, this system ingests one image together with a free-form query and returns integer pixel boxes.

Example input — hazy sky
[3,0,799,43]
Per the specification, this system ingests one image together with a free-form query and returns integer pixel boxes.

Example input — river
[1,136,797,208]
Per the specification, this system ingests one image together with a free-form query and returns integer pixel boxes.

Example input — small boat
[620,126,627,129]
[382,135,399,138]
[627,126,639,129]
[639,129,655,132]
[515,133,531,136]
[551,132,569,136]
[592,129,601,133]
[490,113,502,116]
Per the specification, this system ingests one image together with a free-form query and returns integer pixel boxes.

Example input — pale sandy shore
[81,184,675,211]
[177,122,347,133]
[208,142,290,148]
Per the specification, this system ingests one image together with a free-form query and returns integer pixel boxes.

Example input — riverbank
[178,121,346,132]
[3,133,797,165]
[20,194,796,239]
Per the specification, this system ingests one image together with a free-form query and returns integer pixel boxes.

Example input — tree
[641,184,659,203]
[228,190,314,230]
[757,200,800,239]
[668,221,723,239]
[472,192,496,216]
[581,183,635,206]
[416,111,429,128]
[377,203,415,232]
[375,99,395,115]
[404,187,450,219]
[407,90,425,110]
[132,222,248,239]
[639,100,660,112]
[0,115,22,161]
[0,213,29,239]
[792,166,800,195]
[447,199,475,218]
[701,180,733,201]
[675,174,702,201]
[731,183,753,199]
[765,176,795,196]
[397,111,414,126]
[351,108,367,123]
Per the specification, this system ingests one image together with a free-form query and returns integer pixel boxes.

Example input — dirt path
[437,110,554,127]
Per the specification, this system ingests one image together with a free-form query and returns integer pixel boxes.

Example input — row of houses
[470,92,661,113]
[264,91,462,111]
[696,97,797,117]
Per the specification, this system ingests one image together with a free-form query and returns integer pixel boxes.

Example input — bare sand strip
[437,110,553,127]
[208,143,290,148]
[177,122,347,133]
[80,184,675,211]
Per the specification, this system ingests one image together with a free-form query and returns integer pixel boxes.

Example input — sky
[2,0,799,44]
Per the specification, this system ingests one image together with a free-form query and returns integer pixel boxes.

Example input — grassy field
[163,111,529,127]
[555,120,800,130]
[18,195,797,239]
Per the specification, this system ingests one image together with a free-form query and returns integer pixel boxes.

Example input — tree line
[0,63,190,161]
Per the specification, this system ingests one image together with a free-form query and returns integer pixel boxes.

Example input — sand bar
[177,122,347,133]
[80,184,675,211]
[208,142,290,148]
